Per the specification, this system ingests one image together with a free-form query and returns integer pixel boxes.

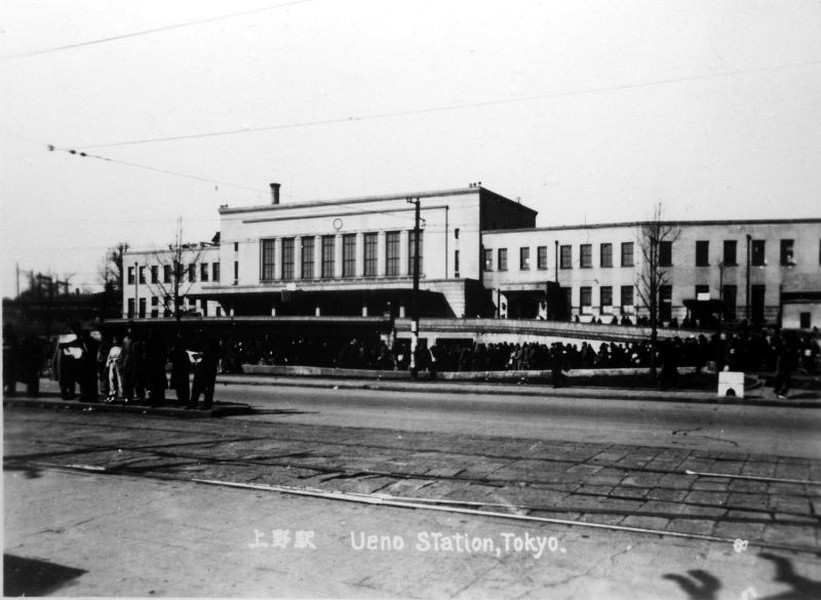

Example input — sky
[2,0,820,297]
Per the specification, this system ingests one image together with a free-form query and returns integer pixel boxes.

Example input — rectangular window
[364,233,378,277]
[385,231,400,276]
[580,286,592,313]
[560,245,572,269]
[483,248,493,271]
[342,234,356,277]
[520,247,530,270]
[723,240,737,266]
[408,230,423,275]
[201,299,208,317]
[127,298,135,318]
[212,262,220,282]
[187,263,196,282]
[150,265,158,284]
[282,238,295,280]
[498,248,508,271]
[301,237,314,279]
[454,250,460,276]
[138,266,145,284]
[620,285,634,308]
[261,239,276,280]
[163,265,171,284]
[138,297,146,318]
[695,284,710,300]
[659,241,673,267]
[150,296,158,319]
[621,242,634,267]
[751,239,766,266]
[696,241,709,267]
[660,285,672,321]
[600,286,613,309]
[580,244,592,268]
[723,285,737,320]
[200,262,209,282]
[321,235,335,278]
[600,243,613,268]
[780,239,795,266]
[751,284,765,322]
[233,242,239,252]
[537,246,547,270]
[454,228,460,240]
[233,260,238,283]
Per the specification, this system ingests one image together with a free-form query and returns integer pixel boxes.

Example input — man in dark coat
[188,332,219,410]
[169,334,191,406]
[3,325,18,397]
[143,331,167,407]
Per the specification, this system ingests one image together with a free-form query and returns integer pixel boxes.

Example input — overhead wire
[48,144,267,196]
[79,58,821,149]
[0,0,315,61]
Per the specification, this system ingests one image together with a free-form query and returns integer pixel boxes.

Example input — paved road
[4,382,821,598]
[220,383,821,458]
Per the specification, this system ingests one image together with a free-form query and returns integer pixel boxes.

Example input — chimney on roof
[270,182,281,205]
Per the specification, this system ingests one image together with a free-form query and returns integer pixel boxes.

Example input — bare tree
[144,219,205,322]
[636,203,680,378]
[98,242,130,296]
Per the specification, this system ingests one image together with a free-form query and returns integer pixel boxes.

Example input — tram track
[4,411,819,531]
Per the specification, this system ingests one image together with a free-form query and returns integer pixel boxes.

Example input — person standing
[188,332,219,410]
[106,337,124,402]
[169,334,191,407]
[550,343,569,388]
[78,329,100,402]
[18,333,42,397]
[3,325,18,397]
[121,327,135,402]
[96,335,112,399]
[143,330,167,407]
[773,333,795,399]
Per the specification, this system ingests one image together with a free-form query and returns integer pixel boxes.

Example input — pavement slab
[4,402,821,597]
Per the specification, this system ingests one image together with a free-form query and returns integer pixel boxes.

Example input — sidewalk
[215,373,821,408]
[5,407,821,598]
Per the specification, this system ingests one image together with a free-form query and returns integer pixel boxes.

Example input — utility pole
[407,197,421,378]
[745,234,752,322]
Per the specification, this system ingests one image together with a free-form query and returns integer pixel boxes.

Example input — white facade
[483,219,821,326]
[121,245,222,319]
[122,185,820,330]
[200,186,535,319]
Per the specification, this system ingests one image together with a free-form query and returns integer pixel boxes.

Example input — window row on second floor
[127,262,220,286]
[483,242,635,271]
[483,237,817,271]
[259,231,423,281]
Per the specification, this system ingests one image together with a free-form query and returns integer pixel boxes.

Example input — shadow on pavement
[663,554,821,600]
[662,569,720,600]
[757,552,821,599]
[4,554,86,596]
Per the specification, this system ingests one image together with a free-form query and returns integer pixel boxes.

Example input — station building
[122,185,821,331]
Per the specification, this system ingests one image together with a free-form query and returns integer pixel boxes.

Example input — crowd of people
[220,326,819,383]
[3,323,220,410]
[4,322,819,400]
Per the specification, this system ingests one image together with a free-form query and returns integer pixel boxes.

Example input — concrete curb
[215,374,821,408]
[3,396,252,418]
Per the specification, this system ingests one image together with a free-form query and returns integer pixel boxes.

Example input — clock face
[333,218,343,231]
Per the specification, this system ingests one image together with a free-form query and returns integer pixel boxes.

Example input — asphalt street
[221,383,821,458]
